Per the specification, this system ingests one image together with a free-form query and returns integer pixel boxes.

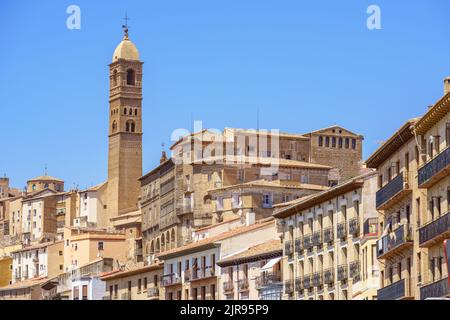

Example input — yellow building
[100,262,163,300]
[412,78,450,299]
[0,256,12,287]
[274,171,380,300]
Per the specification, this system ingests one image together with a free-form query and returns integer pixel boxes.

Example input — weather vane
[122,13,130,38]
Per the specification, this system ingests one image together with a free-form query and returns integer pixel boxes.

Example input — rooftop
[217,239,282,267]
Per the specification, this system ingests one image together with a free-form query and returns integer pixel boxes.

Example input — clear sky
[1,0,450,191]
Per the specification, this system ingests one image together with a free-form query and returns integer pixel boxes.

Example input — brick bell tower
[107,24,143,218]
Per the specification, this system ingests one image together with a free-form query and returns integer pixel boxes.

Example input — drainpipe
[335,196,340,300]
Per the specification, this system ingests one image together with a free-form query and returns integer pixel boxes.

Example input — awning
[261,257,281,271]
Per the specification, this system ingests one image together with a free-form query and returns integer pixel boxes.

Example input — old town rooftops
[365,118,420,168]
[27,175,64,183]
[99,262,164,281]
[79,181,108,193]
[11,240,63,254]
[0,276,48,291]
[413,90,450,135]
[216,239,282,267]
[157,218,275,260]
[190,156,331,169]
[273,170,376,219]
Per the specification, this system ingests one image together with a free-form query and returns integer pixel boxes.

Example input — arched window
[112,69,118,87]
[318,136,323,147]
[126,120,135,133]
[129,108,133,116]
[112,121,117,133]
[126,69,135,85]
[134,109,138,116]
[124,108,127,115]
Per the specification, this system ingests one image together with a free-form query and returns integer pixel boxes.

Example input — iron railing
[337,265,348,282]
[418,146,450,187]
[376,172,410,209]
[348,218,360,236]
[337,222,347,240]
[420,277,449,300]
[419,211,450,246]
[323,227,333,244]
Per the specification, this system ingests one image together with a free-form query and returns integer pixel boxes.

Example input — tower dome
[112,34,140,62]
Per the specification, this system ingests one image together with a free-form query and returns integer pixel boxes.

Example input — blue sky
[1,0,450,190]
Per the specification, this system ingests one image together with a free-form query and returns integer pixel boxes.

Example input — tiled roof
[194,217,242,233]
[99,262,164,281]
[79,181,107,193]
[413,91,450,135]
[11,240,63,254]
[217,239,282,266]
[27,175,64,182]
[157,218,275,259]
[0,277,48,291]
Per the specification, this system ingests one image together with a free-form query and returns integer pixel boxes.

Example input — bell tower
[107,24,143,218]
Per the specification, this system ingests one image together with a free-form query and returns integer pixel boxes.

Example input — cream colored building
[100,262,163,300]
[412,79,450,299]
[274,172,380,300]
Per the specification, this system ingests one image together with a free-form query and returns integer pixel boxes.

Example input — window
[237,169,244,182]
[144,277,148,290]
[126,69,135,85]
[124,107,127,115]
[332,137,336,148]
[138,279,142,293]
[262,193,272,208]
[112,69,118,87]
[338,137,343,148]
[73,286,80,300]
[114,284,118,299]
[352,139,357,150]
[135,109,138,116]
[318,136,323,147]
[129,108,133,116]
[98,242,104,251]
[112,121,117,133]
[325,137,330,147]
[345,138,350,149]
[82,285,88,300]
[126,120,136,133]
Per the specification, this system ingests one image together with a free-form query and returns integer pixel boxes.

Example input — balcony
[223,281,234,294]
[419,211,450,248]
[183,204,194,214]
[323,227,333,244]
[284,280,294,294]
[303,274,313,289]
[285,240,293,257]
[377,224,413,260]
[255,271,282,289]
[161,274,182,287]
[295,277,303,293]
[294,238,303,255]
[313,272,323,287]
[337,222,347,240]
[420,277,449,300]
[378,278,413,300]
[324,268,334,285]
[147,287,160,299]
[418,146,450,188]
[337,265,348,282]
[238,278,249,291]
[349,261,360,281]
[312,231,322,248]
[376,172,411,210]
[191,266,215,281]
[303,234,313,251]
[348,218,360,236]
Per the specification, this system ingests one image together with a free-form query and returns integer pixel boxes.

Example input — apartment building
[157,217,277,300]
[366,118,425,300]
[412,79,450,299]
[273,172,380,300]
[217,239,283,300]
[63,227,126,272]
[100,262,163,300]
[11,240,64,284]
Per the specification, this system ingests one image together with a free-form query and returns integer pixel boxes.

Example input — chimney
[245,211,256,226]
[160,150,168,164]
[444,77,450,95]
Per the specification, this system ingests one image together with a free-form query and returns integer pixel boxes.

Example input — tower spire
[122,13,130,39]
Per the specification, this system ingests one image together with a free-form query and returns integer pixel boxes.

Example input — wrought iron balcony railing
[312,231,322,248]
[418,146,450,188]
[295,238,303,254]
[303,274,313,289]
[284,280,294,294]
[348,218,360,236]
[420,277,449,300]
[377,224,413,259]
[255,271,282,289]
[191,266,215,281]
[324,268,335,285]
[223,281,234,293]
[349,261,360,280]
[337,265,348,282]
[295,277,303,292]
[419,211,450,247]
[323,227,334,244]
[238,278,249,291]
[160,273,182,286]
[377,278,412,300]
[285,240,293,257]
[147,287,159,298]
[313,272,323,287]
[337,222,347,240]
[376,172,411,210]
[303,234,313,250]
